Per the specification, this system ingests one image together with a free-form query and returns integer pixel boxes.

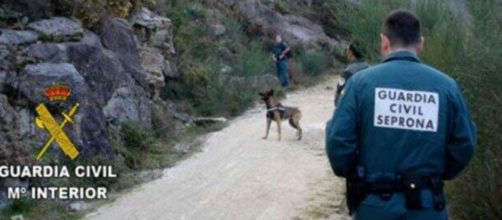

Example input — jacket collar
[382,50,421,63]
[351,58,367,64]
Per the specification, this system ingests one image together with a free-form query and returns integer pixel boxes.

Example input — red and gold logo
[43,83,72,101]
[35,83,80,160]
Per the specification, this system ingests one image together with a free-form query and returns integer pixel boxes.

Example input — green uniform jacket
[336,59,370,106]
[326,50,476,181]
[343,59,370,81]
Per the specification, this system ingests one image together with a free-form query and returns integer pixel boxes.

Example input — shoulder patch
[374,88,439,132]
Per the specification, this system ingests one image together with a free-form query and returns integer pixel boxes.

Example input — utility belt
[346,169,446,215]
[365,174,446,211]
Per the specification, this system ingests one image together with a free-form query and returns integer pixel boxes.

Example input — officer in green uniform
[325,10,476,220]
[335,42,370,106]
[272,34,291,88]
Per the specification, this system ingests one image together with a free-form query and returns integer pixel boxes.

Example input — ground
[85,76,349,220]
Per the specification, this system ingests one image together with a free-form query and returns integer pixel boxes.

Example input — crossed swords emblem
[34,103,80,160]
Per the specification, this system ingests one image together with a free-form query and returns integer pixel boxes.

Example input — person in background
[335,42,369,106]
[272,34,291,88]
[326,10,476,220]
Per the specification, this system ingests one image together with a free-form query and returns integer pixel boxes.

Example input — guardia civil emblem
[34,83,80,160]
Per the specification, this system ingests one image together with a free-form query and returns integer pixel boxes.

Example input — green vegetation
[324,0,502,219]
[161,0,330,117]
[52,0,156,27]
[0,4,20,22]
[1,0,334,218]
[299,50,330,77]
[1,198,79,220]
[235,41,274,77]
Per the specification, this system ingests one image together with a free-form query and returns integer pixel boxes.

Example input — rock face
[28,17,84,40]
[209,23,226,38]
[95,17,149,89]
[103,87,151,125]
[18,63,87,103]
[231,0,342,50]
[0,30,39,45]
[130,8,176,56]
[139,46,167,91]
[0,9,177,161]
[129,8,178,98]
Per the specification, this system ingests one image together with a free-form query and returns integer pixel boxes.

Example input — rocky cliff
[0,9,179,162]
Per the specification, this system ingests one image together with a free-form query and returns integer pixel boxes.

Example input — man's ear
[380,33,391,57]
[346,47,354,60]
[416,37,425,53]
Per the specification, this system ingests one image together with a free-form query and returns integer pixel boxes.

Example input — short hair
[348,42,364,59]
[382,10,422,47]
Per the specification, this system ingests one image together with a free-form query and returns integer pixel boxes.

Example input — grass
[324,0,502,219]
[294,171,347,220]
[2,198,81,220]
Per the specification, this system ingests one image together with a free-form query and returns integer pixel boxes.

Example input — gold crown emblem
[44,84,71,101]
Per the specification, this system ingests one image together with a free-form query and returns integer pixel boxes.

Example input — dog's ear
[268,89,274,96]
[258,92,265,97]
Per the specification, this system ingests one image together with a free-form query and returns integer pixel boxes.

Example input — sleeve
[444,83,477,180]
[342,69,352,81]
[281,42,289,50]
[325,77,359,177]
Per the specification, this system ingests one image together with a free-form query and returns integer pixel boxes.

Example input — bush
[199,74,256,117]
[234,41,274,77]
[183,64,211,87]
[446,1,502,219]
[299,51,329,76]
[53,0,155,28]
[273,1,291,14]
[118,122,154,169]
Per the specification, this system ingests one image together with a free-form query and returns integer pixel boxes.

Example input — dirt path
[86,76,347,220]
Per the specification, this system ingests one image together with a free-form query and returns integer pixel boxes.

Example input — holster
[401,174,446,211]
[430,176,446,211]
[346,166,366,215]
[402,174,424,210]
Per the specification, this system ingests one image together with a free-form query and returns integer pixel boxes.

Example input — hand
[279,54,284,59]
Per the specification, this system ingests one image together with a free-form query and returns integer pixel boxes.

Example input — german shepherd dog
[259,89,302,141]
